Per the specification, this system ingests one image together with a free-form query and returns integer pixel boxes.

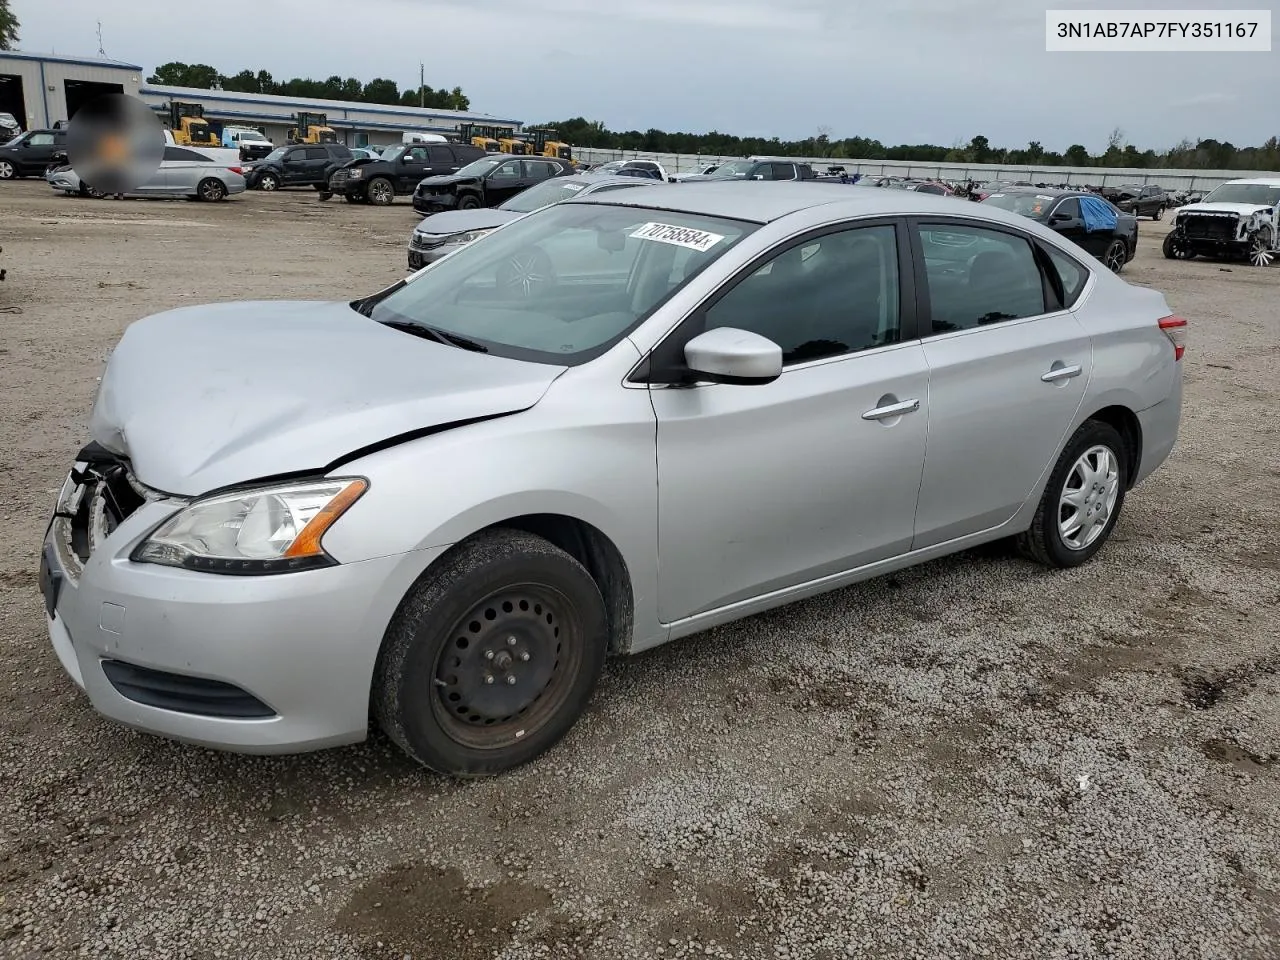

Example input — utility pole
[420,63,425,108]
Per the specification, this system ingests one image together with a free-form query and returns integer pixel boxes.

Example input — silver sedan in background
[46,144,246,201]
[407,172,659,269]
[41,184,1184,777]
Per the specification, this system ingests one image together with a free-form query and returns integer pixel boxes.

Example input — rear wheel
[1017,420,1128,569]
[374,528,608,777]
[0,160,14,179]
[1103,238,1127,273]
[367,177,395,205]
[197,178,227,202]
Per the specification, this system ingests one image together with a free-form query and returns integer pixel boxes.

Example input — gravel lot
[1,182,1278,960]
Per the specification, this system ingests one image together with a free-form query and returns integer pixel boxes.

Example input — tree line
[541,118,1280,171]
[146,62,470,111]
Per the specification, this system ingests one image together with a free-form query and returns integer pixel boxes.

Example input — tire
[1153,205,1164,221]
[373,528,608,777]
[1016,420,1128,569]
[1103,238,1127,273]
[317,190,332,201]
[458,194,481,210]
[344,194,363,203]
[257,173,280,191]
[197,178,227,202]
[1247,227,1274,267]
[1162,231,1195,260]
[367,177,395,206]
[0,160,14,180]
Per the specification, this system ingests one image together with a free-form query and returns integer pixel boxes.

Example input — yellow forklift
[459,124,502,152]
[166,101,218,147]
[528,128,573,162]
[287,112,339,144]
[497,130,529,155]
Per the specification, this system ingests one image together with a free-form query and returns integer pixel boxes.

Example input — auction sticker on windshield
[630,222,725,252]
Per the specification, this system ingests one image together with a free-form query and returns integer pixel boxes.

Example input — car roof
[573,180,1050,227]
[989,186,1084,198]
[572,173,662,190]
[1224,177,1280,186]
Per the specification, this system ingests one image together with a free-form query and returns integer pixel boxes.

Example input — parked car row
[45,144,247,201]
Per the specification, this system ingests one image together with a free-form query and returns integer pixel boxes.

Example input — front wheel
[1153,205,1164,221]
[457,194,481,210]
[1248,227,1274,267]
[257,173,280,191]
[366,177,395,205]
[0,160,15,179]
[373,528,608,777]
[1017,420,1128,569]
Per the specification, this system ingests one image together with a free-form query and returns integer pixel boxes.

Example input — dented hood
[89,301,564,496]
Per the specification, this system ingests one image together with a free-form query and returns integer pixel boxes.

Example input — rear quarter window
[1041,244,1090,308]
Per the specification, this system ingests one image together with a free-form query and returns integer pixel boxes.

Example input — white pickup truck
[1163,177,1280,266]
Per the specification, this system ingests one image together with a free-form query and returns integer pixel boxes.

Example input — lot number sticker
[630,222,725,252]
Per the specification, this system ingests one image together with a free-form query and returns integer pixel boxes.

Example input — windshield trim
[369,200,760,366]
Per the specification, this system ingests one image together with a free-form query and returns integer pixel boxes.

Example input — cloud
[1169,92,1239,108]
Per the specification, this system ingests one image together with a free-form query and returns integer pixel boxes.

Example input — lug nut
[484,674,494,685]
[506,676,517,685]
[520,652,530,662]
[484,650,495,660]
[507,636,517,646]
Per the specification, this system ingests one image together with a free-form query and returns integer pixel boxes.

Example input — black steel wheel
[1162,231,1196,260]
[458,194,481,210]
[375,528,608,776]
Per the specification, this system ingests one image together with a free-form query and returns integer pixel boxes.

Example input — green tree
[0,0,19,50]
[362,78,400,105]
[147,61,221,88]
[1064,143,1091,166]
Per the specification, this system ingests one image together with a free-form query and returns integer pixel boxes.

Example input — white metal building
[0,51,145,130]
[136,84,521,148]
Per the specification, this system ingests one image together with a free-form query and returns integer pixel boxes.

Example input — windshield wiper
[378,319,488,353]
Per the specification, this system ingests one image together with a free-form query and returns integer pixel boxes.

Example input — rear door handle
[1041,364,1082,383]
[862,398,920,421]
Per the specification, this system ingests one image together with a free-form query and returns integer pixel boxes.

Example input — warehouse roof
[140,84,521,127]
[0,50,144,71]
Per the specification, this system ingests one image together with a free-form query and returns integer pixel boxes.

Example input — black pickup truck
[328,141,488,205]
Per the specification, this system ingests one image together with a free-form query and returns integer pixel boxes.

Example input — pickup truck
[677,158,817,182]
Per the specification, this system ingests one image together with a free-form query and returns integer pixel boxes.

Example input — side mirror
[1050,212,1072,223]
[683,327,782,385]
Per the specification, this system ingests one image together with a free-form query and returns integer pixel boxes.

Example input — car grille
[50,445,158,583]
[329,169,350,184]
[1181,213,1239,242]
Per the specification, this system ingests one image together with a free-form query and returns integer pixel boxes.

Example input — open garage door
[64,79,125,121]
[0,74,27,132]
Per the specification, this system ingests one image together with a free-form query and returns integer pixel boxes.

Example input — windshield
[380,145,406,162]
[500,178,591,213]
[262,147,287,163]
[455,156,504,177]
[240,130,269,141]
[981,192,1058,218]
[369,202,755,364]
[705,159,756,179]
[1200,183,1280,206]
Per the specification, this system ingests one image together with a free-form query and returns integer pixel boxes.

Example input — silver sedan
[42,184,1184,776]
[46,145,246,201]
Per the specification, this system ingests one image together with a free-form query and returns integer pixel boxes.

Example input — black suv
[328,142,489,205]
[413,155,575,214]
[243,143,353,192]
[1102,183,1168,220]
[0,129,68,180]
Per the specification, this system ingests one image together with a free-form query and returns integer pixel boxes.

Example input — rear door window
[915,223,1048,333]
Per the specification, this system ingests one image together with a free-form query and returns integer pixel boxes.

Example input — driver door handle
[1041,364,1082,383]
[862,398,920,421]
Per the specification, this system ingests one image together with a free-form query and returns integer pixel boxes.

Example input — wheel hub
[436,590,562,725]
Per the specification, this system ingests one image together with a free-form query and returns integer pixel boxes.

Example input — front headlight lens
[132,478,367,574]
[348,167,363,178]
[449,229,492,244]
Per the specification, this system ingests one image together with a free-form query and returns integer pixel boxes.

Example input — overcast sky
[13,0,1279,151]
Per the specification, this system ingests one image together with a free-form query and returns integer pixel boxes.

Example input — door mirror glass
[683,327,782,384]
[1050,211,1072,222]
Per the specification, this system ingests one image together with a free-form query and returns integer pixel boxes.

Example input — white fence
[572,147,1279,193]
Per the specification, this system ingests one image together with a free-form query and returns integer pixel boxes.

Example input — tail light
[1158,315,1187,361]
[228,166,244,175]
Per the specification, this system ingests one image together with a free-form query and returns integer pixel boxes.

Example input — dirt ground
[1,181,1278,960]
